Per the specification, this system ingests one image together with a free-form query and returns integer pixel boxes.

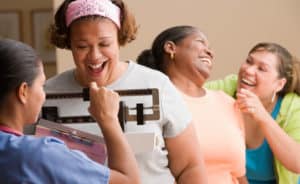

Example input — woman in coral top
[137,25,246,184]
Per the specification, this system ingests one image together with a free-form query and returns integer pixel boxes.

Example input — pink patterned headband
[65,0,121,28]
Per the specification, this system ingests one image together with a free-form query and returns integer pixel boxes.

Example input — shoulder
[282,93,300,104]
[119,61,172,91]
[1,135,66,167]
[129,61,169,81]
[45,69,81,93]
[278,93,300,138]
[207,89,244,131]
[17,136,109,183]
[280,93,300,116]
[46,69,74,84]
[21,136,66,157]
[208,90,235,104]
[205,74,238,97]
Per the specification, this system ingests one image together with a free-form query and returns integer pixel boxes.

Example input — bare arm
[259,115,300,173]
[236,89,300,173]
[89,82,140,184]
[165,122,208,184]
[238,176,249,184]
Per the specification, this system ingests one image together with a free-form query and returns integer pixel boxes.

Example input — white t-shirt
[45,61,192,184]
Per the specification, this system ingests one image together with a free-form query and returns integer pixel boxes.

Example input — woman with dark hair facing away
[46,0,207,183]
[205,42,300,184]
[137,25,246,184]
[0,39,140,184]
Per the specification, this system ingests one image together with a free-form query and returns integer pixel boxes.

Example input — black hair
[0,39,41,104]
[137,25,198,73]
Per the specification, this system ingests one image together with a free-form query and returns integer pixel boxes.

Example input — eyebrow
[73,35,113,42]
[248,55,272,68]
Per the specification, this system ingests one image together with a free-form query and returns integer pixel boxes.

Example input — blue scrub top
[0,131,110,184]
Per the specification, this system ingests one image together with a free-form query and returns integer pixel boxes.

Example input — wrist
[96,116,120,129]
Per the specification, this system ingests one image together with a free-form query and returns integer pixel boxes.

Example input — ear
[276,78,287,93]
[17,82,29,104]
[163,41,176,55]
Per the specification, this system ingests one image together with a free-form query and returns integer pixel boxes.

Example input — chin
[202,73,210,80]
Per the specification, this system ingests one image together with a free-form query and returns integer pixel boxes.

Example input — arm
[204,74,238,97]
[237,176,249,184]
[236,89,300,173]
[165,122,208,184]
[260,112,300,173]
[89,82,140,184]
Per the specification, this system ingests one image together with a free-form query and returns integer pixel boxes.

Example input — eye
[258,66,268,72]
[99,41,110,47]
[245,58,252,64]
[77,45,88,49]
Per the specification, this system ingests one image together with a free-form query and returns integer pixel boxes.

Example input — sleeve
[33,137,110,184]
[274,94,300,183]
[279,94,300,143]
[204,74,239,97]
[160,79,192,138]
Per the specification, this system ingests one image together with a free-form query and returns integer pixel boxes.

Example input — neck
[262,96,278,113]
[168,73,206,97]
[0,121,23,133]
[0,106,24,133]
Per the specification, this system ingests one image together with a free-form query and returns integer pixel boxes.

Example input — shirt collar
[0,124,23,136]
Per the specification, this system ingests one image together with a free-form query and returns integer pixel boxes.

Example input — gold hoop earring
[170,52,174,60]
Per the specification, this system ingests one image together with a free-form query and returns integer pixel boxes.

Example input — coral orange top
[181,89,245,184]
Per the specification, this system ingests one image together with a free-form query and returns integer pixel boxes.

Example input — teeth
[89,63,103,69]
[200,58,212,65]
[242,78,255,86]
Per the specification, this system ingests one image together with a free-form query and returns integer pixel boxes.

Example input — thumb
[89,81,98,91]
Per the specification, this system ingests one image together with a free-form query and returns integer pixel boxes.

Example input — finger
[240,88,255,97]
[89,81,98,89]
[236,92,247,99]
[236,101,248,110]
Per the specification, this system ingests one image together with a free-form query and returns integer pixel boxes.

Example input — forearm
[259,116,300,173]
[98,117,140,183]
[88,84,140,183]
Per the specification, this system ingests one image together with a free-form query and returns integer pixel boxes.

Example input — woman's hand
[88,82,120,127]
[236,88,270,124]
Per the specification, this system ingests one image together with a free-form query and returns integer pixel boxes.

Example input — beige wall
[7,0,299,80]
[53,0,74,74]
[122,0,300,79]
[0,0,57,78]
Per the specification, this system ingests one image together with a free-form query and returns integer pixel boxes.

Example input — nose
[244,64,256,75]
[206,47,214,59]
[88,47,102,61]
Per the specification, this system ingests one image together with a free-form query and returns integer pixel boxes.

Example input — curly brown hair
[49,0,138,49]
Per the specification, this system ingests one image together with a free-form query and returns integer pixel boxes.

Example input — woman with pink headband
[47,0,207,183]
